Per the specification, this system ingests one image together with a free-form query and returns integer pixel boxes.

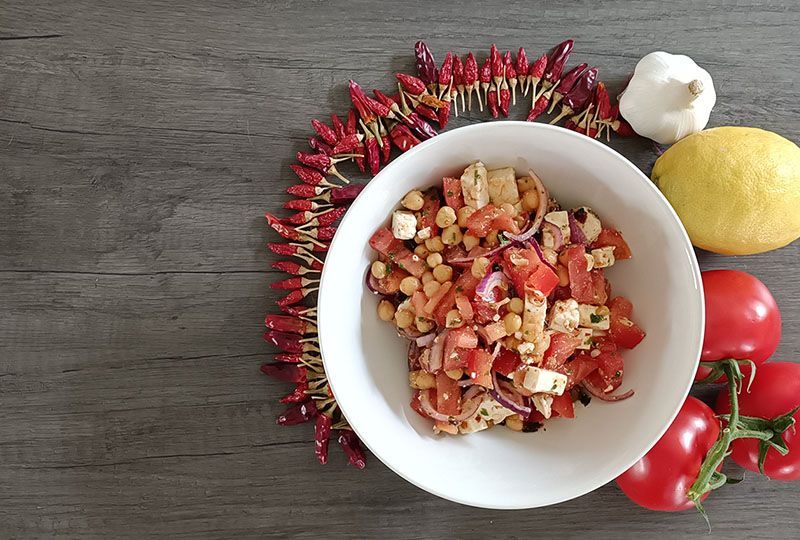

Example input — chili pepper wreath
[261,39,637,468]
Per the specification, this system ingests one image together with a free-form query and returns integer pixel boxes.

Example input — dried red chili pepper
[271,276,319,290]
[452,54,465,114]
[283,199,330,212]
[346,109,358,135]
[276,401,318,426]
[337,430,366,469]
[328,184,364,206]
[287,184,327,199]
[548,62,588,113]
[490,44,503,101]
[487,85,499,118]
[543,39,574,88]
[279,303,319,317]
[260,362,307,383]
[550,67,598,124]
[267,243,324,268]
[589,82,613,139]
[290,164,336,187]
[464,52,480,111]
[403,111,437,141]
[389,122,421,152]
[330,133,362,155]
[526,93,550,122]
[516,47,529,95]
[436,100,451,129]
[438,51,453,100]
[331,113,346,141]
[308,136,333,155]
[479,58,492,109]
[378,121,391,164]
[315,414,333,464]
[264,330,319,353]
[272,260,321,275]
[265,314,316,335]
[311,119,339,146]
[504,52,517,106]
[610,116,636,137]
[280,381,309,404]
[264,213,326,247]
[396,73,427,96]
[412,102,439,126]
[528,53,548,105]
[414,40,438,92]
[296,151,352,184]
[360,121,381,176]
[499,79,511,117]
[298,206,346,227]
[275,352,314,363]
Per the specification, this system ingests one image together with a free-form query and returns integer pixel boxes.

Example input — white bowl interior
[318,122,703,509]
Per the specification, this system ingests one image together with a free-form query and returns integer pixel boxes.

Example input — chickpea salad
[367,162,646,435]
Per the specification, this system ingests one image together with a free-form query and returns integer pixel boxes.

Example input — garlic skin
[619,51,716,145]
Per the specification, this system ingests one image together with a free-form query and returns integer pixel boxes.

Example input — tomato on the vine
[715,362,800,481]
[696,270,781,381]
[616,397,720,511]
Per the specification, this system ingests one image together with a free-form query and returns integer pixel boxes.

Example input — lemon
[652,126,800,255]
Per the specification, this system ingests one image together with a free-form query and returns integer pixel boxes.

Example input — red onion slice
[428,330,448,373]
[415,333,436,348]
[418,387,486,423]
[475,271,508,303]
[490,370,532,416]
[568,212,588,245]
[448,243,511,265]
[581,380,635,401]
[528,238,558,273]
[541,222,564,251]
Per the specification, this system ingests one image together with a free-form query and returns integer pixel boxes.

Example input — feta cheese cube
[460,161,489,209]
[415,226,432,241]
[521,366,568,395]
[487,167,520,205]
[576,327,594,349]
[591,246,616,269]
[574,207,602,243]
[459,414,489,434]
[544,210,571,243]
[521,289,547,343]
[531,393,554,419]
[584,253,594,271]
[481,397,516,424]
[578,304,610,330]
[548,299,580,334]
[517,331,551,363]
[391,210,417,240]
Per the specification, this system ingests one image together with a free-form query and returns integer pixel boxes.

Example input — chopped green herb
[384,263,392,275]
[447,190,454,197]
[590,313,604,324]
[498,232,510,246]
[456,286,463,293]
[480,408,489,416]
[613,370,622,379]
[397,262,405,270]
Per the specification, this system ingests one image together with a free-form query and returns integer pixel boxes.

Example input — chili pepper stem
[549,107,573,125]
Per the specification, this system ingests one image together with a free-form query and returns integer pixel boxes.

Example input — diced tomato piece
[466,204,502,237]
[435,372,461,415]
[373,267,409,294]
[551,393,575,419]
[585,341,625,392]
[368,227,398,253]
[433,272,480,325]
[502,246,559,297]
[542,332,582,370]
[455,294,474,321]
[608,296,633,318]
[369,227,426,277]
[565,245,604,304]
[492,213,520,235]
[442,177,464,209]
[607,295,644,349]
[418,188,441,236]
[423,281,452,315]
[493,348,522,377]
[467,348,494,388]
[592,228,632,259]
[443,347,470,372]
[443,243,467,262]
[443,327,478,370]
[559,353,599,390]
[481,321,508,344]
[410,389,429,418]
[471,298,498,325]
[590,269,608,305]
[411,290,428,315]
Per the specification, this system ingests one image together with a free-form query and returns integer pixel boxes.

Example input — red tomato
[502,247,559,297]
[443,327,478,371]
[493,348,521,377]
[466,204,519,237]
[715,362,800,480]
[559,353,598,390]
[584,340,624,392]
[608,296,645,349]
[435,372,461,416]
[410,390,428,418]
[592,228,632,259]
[368,227,427,277]
[467,348,494,388]
[418,188,441,236]
[542,332,582,370]
[616,397,720,511]
[551,393,575,419]
[442,177,464,209]
[433,272,480,325]
[696,270,781,381]
[471,298,499,325]
[565,245,606,304]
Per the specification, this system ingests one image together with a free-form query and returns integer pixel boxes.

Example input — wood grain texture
[1,0,798,537]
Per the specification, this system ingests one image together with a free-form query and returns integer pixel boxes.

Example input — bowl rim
[317,121,704,509]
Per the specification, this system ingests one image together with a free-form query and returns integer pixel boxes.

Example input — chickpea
[522,189,540,212]
[401,190,425,211]
[424,235,445,253]
[505,414,524,431]
[432,264,453,283]
[445,309,464,328]
[420,271,435,285]
[471,256,490,279]
[457,205,476,228]
[416,317,434,333]
[500,202,518,217]
[414,244,430,258]
[423,280,441,298]
[508,297,524,315]
[377,299,396,321]
[409,370,436,389]
[504,312,523,334]
[556,264,569,286]
[399,276,421,296]
[517,175,537,193]
[485,230,499,247]
[435,206,457,228]
[370,260,388,280]
[462,234,479,251]
[504,335,522,350]
[426,252,443,268]
[441,224,463,246]
[445,369,463,380]
[395,309,414,329]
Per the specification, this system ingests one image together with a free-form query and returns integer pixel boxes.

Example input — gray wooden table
[1,1,798,538]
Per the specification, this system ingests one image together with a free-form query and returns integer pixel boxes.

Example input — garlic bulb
[619,51,716,145]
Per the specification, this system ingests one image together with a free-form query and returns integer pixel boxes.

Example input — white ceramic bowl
[318,122,703,509]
